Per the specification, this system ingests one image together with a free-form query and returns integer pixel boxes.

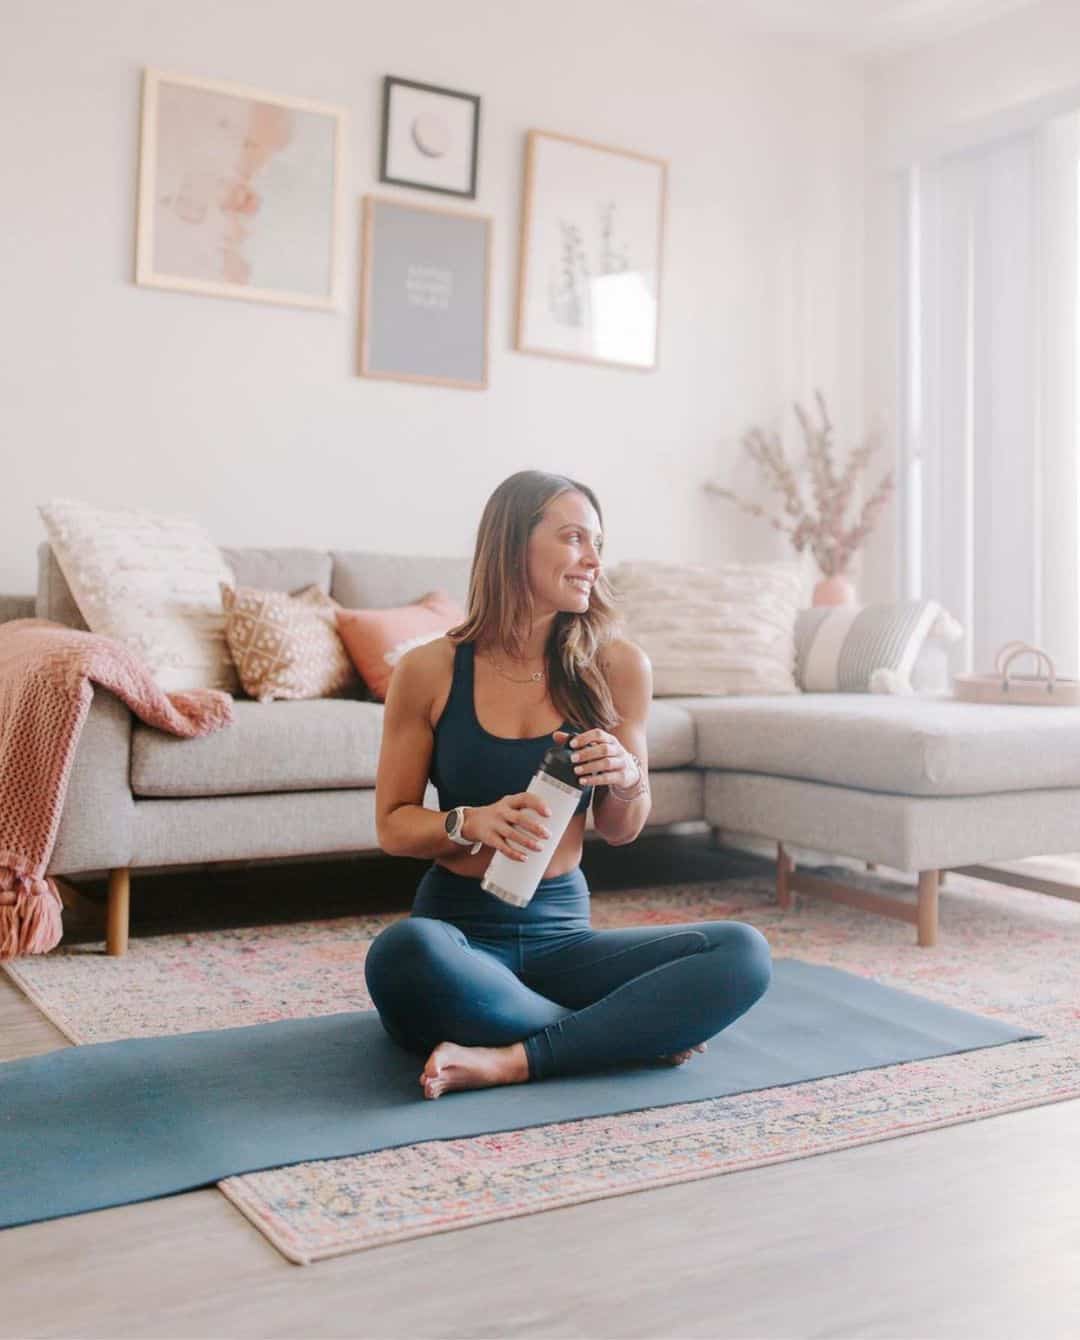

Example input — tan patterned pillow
[221,584,360,703]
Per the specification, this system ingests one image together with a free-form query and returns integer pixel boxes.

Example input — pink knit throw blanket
[0,620,233,958]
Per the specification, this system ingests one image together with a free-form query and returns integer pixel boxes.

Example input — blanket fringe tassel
[0,872,64,958]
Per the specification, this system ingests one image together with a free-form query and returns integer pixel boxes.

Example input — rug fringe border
[217,1078,1080,1265]
[2,961,87,1045]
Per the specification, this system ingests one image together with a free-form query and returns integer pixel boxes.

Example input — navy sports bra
[431,641,593,817]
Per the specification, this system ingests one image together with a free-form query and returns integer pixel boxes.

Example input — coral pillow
[336,592,466,701]
[221,583,360,704]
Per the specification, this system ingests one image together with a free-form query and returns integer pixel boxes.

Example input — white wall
[861,0,1080,602]
[0,0,867,597]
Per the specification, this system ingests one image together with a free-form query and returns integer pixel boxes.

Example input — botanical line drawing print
[547,202,633,328]
[598,200,631,276]
[549,220,589,328]
[517,131,666,368]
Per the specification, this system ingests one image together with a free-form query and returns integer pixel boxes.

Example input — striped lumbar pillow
[795,600,962,694]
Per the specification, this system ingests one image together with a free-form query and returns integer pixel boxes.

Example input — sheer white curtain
[901,112,1080,677]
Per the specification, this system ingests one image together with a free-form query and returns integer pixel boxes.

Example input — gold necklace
[489,657,546,685]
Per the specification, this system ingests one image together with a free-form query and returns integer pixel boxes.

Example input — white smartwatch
[445,806,482,854]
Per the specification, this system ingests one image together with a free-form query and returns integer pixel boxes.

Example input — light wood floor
[2,838,1078,1340]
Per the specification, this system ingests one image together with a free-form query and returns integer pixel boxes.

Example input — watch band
[446,806,482,854]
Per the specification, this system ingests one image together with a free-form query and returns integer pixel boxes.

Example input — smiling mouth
[566,577,592,592]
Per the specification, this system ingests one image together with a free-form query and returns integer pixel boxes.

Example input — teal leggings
[364,864,772,1080]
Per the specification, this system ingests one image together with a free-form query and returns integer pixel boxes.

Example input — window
[899,113,1080,677]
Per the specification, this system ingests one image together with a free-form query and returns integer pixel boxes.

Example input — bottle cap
[541,745,583,790]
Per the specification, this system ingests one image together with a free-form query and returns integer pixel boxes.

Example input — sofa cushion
[331,551,471,609]
[131,700,384,797]
[131,695,695,800]
[0,595,35,623]
[36,544,88,628]
[222,547,332,595]
[681,693,1080,797]
[641,699,696,769]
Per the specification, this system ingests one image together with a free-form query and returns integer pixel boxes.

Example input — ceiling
[719,0,1045,57]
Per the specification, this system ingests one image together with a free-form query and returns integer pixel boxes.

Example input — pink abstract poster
[137,71,345,309]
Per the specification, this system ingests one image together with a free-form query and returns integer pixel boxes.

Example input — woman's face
[526,490,603,616]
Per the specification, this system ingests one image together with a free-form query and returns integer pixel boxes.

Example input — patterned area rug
[5,869,1079,1263]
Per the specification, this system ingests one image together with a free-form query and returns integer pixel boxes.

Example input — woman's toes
[656,1042,708,1066]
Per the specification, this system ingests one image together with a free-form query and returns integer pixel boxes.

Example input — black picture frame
[379,76,481,200]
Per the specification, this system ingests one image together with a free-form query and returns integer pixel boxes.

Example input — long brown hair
[449,470,622,732]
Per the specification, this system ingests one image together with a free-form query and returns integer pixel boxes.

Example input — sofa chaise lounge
[13,544,1080,955]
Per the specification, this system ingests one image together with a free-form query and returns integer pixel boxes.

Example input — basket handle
[999,643,1057,693]
[994,641,1033,674]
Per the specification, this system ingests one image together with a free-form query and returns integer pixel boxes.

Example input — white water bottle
[481,746,585,907]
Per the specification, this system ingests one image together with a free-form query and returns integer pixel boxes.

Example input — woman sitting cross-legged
[365,469,772,1099]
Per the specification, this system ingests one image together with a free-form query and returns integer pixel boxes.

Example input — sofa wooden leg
[865,862,877,872]
[106,868,130,957]
[776,843,794,909]
[917,870,939,948]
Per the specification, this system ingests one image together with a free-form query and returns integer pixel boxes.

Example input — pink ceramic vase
[812,573,856,607]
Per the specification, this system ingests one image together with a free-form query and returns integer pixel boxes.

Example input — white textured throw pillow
[608,561,803,696]
[38,498,239,693]
[794,600,963,695]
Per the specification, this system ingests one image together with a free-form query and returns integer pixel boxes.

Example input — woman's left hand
[552,729,641,789]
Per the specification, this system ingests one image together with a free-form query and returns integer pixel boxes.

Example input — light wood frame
[136,68,347,311]
[515,129,668,371]
[359,194,492,390]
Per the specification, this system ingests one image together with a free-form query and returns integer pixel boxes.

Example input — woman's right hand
[463,794,552,861]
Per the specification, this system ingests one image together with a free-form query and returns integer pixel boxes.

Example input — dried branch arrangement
[705,391,895,578]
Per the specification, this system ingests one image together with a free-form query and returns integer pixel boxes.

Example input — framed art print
[379,76,481,199]
[360,196,491,389]
[515,130,667,370]
[136,68,346,310]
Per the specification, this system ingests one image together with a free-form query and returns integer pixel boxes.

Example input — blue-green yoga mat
[0,958,1038,1230]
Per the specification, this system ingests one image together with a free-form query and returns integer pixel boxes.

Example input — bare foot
[657,1042,708,1067]
[420,1040,530,1100]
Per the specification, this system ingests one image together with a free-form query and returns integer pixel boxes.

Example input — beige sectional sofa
[13,544,1080,954]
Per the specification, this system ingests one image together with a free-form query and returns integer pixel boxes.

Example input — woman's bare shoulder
[596,637,653,717]
[395,634,457,683]
[388,635,458,711]
[598,636,651,682]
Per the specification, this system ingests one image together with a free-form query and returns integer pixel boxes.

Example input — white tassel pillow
[38,498,239,693]
[607,561,803,697]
